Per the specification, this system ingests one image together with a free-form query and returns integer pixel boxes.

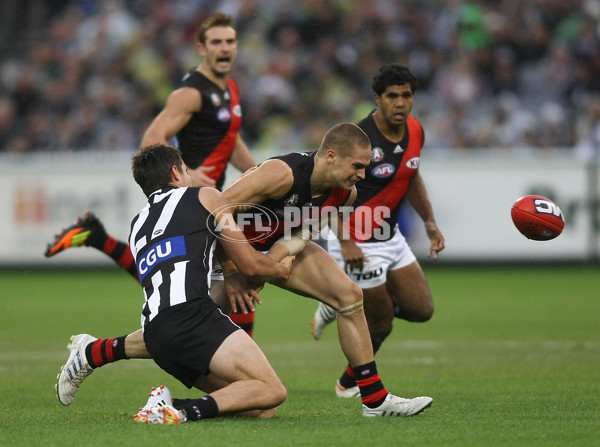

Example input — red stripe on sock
[345,364,355,378]
[230,312,255,325]
[105,338,115,363]
[356,374,382,388]
[103,236,118,254]
[361,388,389,405]
[118,247,135,271]
[90,340,105,367]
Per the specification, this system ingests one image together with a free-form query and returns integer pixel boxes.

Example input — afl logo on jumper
[372,163,395,178]
[371,147,384,162]
[217,107,231,122]
[232,104,242,117]
[137,236,187,282]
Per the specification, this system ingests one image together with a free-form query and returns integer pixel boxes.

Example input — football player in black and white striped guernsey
[68,143,292,424]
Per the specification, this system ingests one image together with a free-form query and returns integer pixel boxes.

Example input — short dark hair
[317,122,371,157]
[133,144,184,196]
[197,11,236,44]
[371,64,418,96]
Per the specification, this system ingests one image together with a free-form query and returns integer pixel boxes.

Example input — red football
[511,195,565,241]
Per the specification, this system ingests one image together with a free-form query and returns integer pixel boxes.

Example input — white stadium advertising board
[0,151,598,266]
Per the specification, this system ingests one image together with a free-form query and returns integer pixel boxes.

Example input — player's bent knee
[403,303,434,322]
[416,301,434,321]
[264,381,287,408]
[332,281,363,310]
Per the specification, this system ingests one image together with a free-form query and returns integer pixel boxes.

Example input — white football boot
[55,333,97,406]
[135,405,186,425]
[363,393,433,417]
[134,385,176,422]
[311,302,337,340]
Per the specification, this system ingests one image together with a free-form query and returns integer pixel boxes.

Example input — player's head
[133,144,189,196]
[197,11,236,44]
[372,64,417,126]
[197,11,238,76]
[371,64,417,96]
[317,123,371,190]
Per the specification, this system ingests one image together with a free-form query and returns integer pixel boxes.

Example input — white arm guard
[271,226,313,256]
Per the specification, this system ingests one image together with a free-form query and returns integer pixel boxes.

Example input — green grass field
[1,264,599,446]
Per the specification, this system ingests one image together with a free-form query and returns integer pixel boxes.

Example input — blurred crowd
[1,0,599,158]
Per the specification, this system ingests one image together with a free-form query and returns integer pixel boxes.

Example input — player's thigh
[386,261,434,317]
[208,330,280,385]
[273,242,361,308]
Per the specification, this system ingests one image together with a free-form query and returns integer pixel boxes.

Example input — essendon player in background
[45,11,258,335]
[311,64,446,399]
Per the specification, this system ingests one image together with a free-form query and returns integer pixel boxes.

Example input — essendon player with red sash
[240,151,352,252]
[218,122,434,417]
[346,114,424,243]
[311,64,446,400]
[175,71,243,190]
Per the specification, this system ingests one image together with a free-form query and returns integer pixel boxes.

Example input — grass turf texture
[0,265,598,446]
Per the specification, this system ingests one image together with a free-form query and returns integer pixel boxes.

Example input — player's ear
[170,165,183,184]
[326,148,337,164]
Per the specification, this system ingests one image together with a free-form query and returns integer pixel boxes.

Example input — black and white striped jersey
[128,186,217,328]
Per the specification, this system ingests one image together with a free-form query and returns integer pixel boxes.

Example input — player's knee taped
[337,300,364,317]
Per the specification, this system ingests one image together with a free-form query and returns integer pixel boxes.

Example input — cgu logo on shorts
[137,236,187,282]
[534,199,564,220]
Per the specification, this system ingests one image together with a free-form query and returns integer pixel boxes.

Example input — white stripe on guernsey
[169,261,188,307]
[151,188,187,242]
[146,270,163,323]
[130,203,150,258]
[141,287,149,329]
[205,239,216,289]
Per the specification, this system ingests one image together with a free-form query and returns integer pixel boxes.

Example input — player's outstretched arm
[140,87,201,148]
[223,159,293,206]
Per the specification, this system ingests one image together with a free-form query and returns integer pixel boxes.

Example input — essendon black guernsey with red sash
[176,70,242,190]
[347,113,425,243]
[243,151,352,252]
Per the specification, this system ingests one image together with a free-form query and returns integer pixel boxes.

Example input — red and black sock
[85,335,129,369]
[230,311,255,338]
[339,336,385,389]
[352,361,389,408]
[338,364,356,389]
[103,239,138,280]
[173,395,219,421]
[87,230,138,281]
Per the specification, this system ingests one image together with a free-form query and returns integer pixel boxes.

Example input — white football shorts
[327,227,416,289]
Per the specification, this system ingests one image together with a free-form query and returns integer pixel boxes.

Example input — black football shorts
[144,298,240,388]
